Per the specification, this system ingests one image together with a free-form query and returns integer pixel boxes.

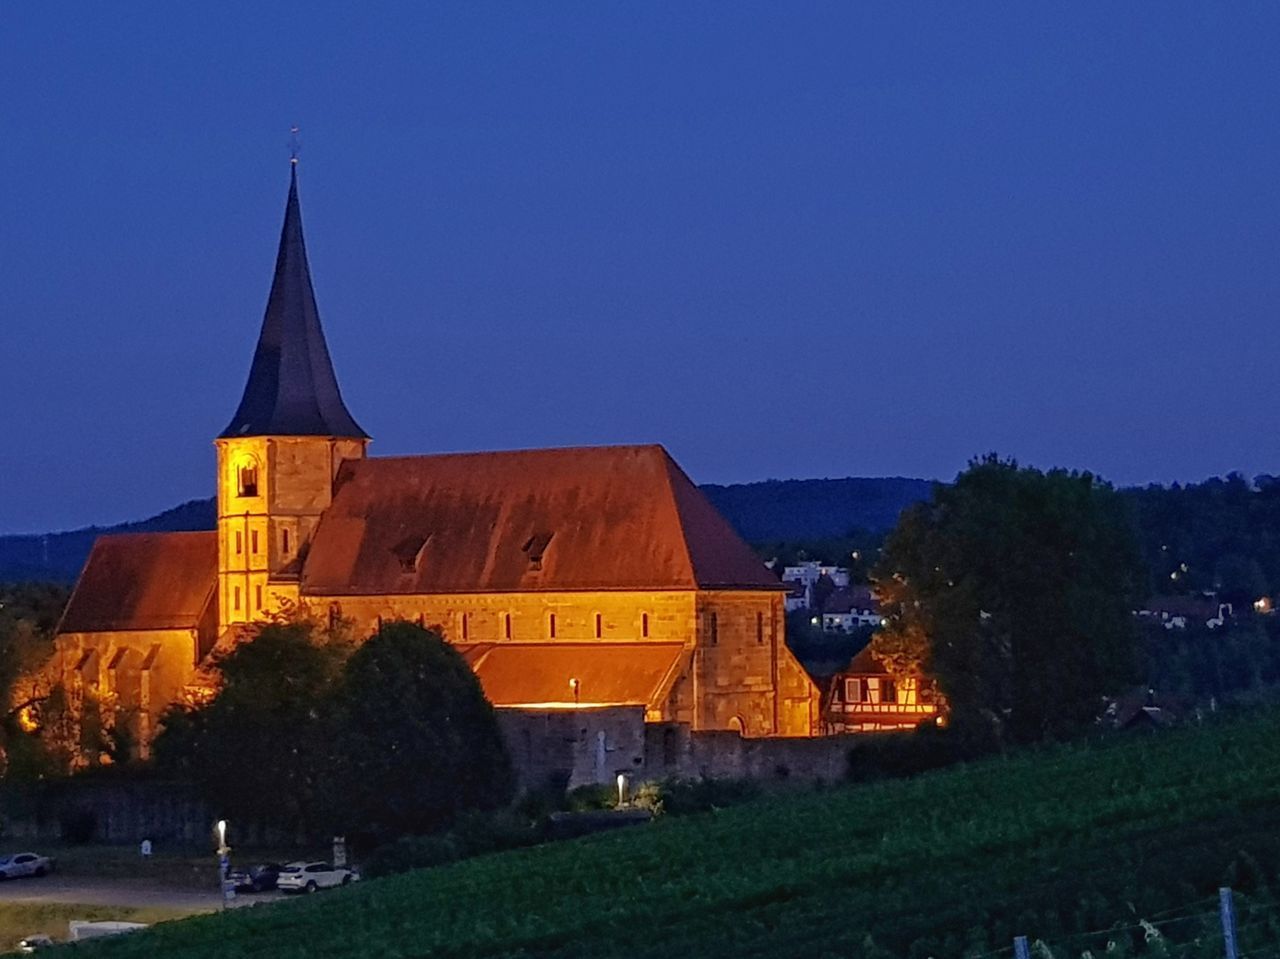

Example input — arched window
[237,463,259,497]
[504,613,512,640]
[548,613,557,639]
[641,612,650,638]
[594,613,603,639]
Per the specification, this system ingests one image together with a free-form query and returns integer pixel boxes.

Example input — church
[51,164,820,756]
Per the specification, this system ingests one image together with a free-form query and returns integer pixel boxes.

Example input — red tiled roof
[300,444,782,595]
[841,645,889,675]
[456,642,688,707]
[59,532,217,633]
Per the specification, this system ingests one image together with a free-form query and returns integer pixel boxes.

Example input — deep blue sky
[2,3,1278,534]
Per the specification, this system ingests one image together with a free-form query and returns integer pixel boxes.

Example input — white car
[275,861,358,894]
[0,853,54,880]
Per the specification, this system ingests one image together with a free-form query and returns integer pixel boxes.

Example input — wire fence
[990,888,1280,959]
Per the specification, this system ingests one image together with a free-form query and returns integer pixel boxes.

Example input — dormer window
[522,531,555,571]
[237,465,259,497]
[391,534,431,573]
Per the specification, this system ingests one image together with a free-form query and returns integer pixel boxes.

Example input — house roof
[456,642,688,708]
[219,165,367,440]
[841,644,888,675]
[59,532,217,633]
[300,444,784,594]
[821,586,878,615]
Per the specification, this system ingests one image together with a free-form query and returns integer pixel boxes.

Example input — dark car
[227,862,283,893]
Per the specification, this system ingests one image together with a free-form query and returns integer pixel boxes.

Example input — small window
[460,612,469,641]
[594,613,602,639]
[549,613,557,639]
[709,611,718,646]
[251,530,259,554]
[882,679,898,704]
[522,531,554,571]
[255,585,263,610]
[233,586,241,611]
[235,531,243,555]
[641,612,649,638]
[282,529,291,554]
[756,610,764,645]
[237,465,258,497]
[845,678,865,703]
[504,613,512,640]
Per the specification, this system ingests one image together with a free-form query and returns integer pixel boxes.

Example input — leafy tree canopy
[871,455,1144,745]
[155,618,513,839]
[330,622,514,838]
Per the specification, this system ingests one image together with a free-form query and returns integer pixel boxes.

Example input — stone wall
[497,706,648,792]
[498,708,854,792]
[0,780,212,845]
[647,724,855,785]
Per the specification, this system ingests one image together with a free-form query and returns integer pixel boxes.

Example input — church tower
[215,162,368,628]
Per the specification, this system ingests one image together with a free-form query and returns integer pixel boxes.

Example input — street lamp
[215,820,233,908]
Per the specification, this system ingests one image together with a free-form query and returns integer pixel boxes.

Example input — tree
[871,455,1144,745]
[153,621,350,832]
[329,622,514,838]
[0,582,70,779]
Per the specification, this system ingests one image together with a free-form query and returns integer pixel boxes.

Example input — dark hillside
[0,498,216,582]
[701,476,934,540]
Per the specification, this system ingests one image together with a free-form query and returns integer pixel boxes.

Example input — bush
[565,784,616,811]
[633,777,760,816]
[453,810,542,855]
[363,811,544,880]
[845,722,989,783]
[361,833,464,879]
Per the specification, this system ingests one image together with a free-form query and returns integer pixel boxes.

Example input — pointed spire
[220,165,368,440]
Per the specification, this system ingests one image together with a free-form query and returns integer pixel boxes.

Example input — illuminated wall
[215,435,366,627]
[309,587,817,736]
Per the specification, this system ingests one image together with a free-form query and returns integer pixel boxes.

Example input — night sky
[3,3,1278,534]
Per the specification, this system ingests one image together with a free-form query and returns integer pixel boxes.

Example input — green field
[70,709,1280,959]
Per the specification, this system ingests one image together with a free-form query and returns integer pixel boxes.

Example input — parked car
[16,934,54,954]
[276,861,358,894]
[228,862,283,893]
[0,853,54,880]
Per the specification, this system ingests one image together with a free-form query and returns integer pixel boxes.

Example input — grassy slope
[76,710,1280,959]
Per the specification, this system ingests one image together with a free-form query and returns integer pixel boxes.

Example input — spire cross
[289,126,301,165]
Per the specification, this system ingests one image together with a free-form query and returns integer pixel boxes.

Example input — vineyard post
[1219,887,1238,959]
[1013,935,1031,959]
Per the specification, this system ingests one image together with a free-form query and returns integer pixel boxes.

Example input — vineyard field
[77,708,1280,959]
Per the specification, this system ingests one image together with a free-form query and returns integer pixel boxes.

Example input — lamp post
[569,678,580,705]
[215,820,233,908]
